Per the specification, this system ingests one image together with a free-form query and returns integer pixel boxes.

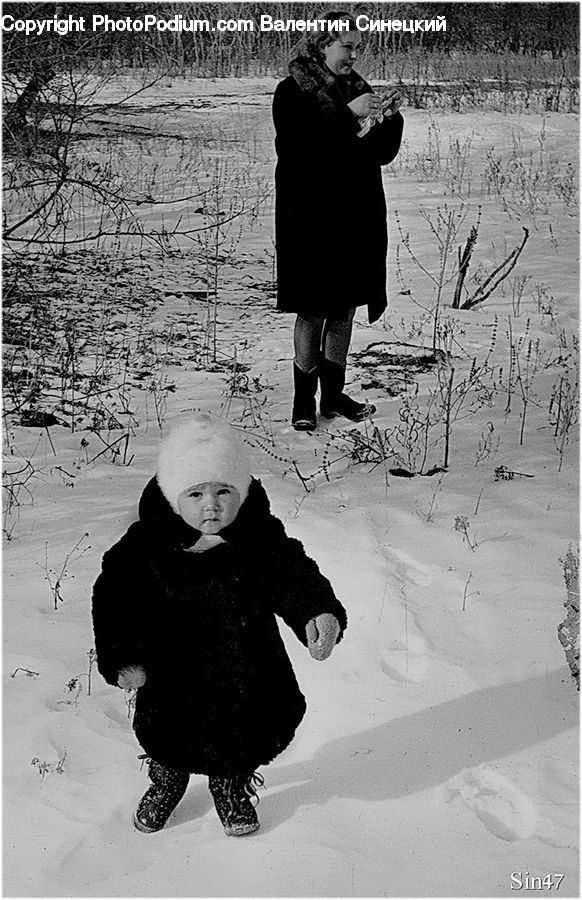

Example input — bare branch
[461,228,530,310]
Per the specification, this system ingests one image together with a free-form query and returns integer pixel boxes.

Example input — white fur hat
[157,413,252,513]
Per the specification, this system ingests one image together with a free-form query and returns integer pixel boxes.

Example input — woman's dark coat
[92,477,347,776]
[273,63,404,323]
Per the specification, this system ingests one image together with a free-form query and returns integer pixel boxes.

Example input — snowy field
[3,74,579,897]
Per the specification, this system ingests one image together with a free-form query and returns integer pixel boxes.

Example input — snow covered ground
[3,75,579,897]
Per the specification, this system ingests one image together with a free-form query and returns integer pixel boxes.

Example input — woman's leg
[294,315,325,372]
[320,309,376,422]
[291,316,325,430]
[321,308,355,367]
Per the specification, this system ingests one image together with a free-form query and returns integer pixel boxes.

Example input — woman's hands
[306,613,341,661]
[348,93,379,118]
[348,88,403,120]
[379,87,403,118]
[117,665,146,690]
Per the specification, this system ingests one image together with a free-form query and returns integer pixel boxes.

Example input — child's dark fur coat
[92,477,348,776]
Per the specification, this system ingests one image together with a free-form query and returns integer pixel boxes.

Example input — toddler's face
[177,482,241,533]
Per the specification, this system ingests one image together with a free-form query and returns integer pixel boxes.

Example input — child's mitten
[306,613,340,661]
[117,664,146,690]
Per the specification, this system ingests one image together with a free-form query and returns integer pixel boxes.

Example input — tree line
[3,1,579,82]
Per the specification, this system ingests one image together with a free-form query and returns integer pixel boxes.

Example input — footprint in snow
[380,631,429,684]
[444,764,537,841]
[384,545,434,587]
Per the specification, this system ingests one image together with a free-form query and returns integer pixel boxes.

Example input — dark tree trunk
[5,67,56,138]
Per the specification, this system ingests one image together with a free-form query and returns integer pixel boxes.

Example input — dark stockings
[293,309,355,374]
[291,309,374,425]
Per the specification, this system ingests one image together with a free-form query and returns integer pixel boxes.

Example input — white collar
[185,534,226,553]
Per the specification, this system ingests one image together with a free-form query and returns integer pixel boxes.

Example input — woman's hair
[295,9,358,61]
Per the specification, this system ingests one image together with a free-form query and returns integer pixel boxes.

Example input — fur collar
[289,54,369,112]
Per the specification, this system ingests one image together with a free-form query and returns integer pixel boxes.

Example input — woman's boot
[319,357,376,421]
[134,758,190,833]
[208,772,264,837]
[292,363,318,430]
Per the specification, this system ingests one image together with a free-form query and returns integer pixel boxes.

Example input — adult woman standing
[273,12,404,430]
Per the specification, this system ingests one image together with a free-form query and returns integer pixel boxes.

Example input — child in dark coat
[92,414,347,836]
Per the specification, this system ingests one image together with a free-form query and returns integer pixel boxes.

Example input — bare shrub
[558,545,580,690]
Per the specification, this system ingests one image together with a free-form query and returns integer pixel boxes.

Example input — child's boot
[134,758,189,833]
[208,772,264,837]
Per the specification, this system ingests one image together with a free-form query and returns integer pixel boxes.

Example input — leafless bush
[454,515,478,552]
[558,545,580,690]
[549,366,579,471]
[480,121,578,217]
[40,533,91,609]
[31,749,67,778]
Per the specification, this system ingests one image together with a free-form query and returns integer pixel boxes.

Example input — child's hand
[306,614,340,661]
[117,665,146,690]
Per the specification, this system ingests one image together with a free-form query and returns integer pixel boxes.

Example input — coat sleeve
[261,514,348,647]
[91,524,155,687]
[274,79,403,177]
[273,78,361,171]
